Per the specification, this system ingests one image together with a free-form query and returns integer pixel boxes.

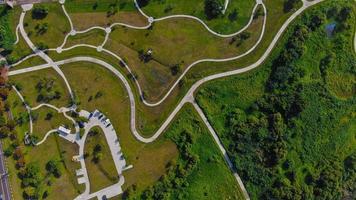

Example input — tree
[20,163,41,187]
[31,6,49,19]
[170,64,181,76]
[0,126,10,138]
[204,0,222,20]
[46,159,61,178]
[23,186,38,199]
[13,147,23,160]
[228,9,238,22]
[45,112,53,120]
[137,0,150,7]
[284,0,299,12]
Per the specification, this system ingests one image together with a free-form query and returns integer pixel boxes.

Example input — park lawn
[195,0,356,198]
[65,0,147,30]
[60,62,179,192]
[165,104,244,199]
[4,90,82,200]
[105,9,264,102]
[24,2,71,49]
[64,28,106,48]
[31,106,75,139]
[141,0,256,34]
[9,68,71,108]
[84,126,119,193]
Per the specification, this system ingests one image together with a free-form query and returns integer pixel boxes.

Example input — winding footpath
[47,0,266,107]
[7,0,325,199]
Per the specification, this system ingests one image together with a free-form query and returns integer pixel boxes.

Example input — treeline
[224,2,355,200]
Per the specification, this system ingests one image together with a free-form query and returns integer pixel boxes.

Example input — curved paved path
[47,0,266,108]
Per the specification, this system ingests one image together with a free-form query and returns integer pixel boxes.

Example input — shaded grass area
[9,68,71,108]
[196,1,356,199]
[4,90,83,200]
[141,0,256,34]
[84,126,119,193]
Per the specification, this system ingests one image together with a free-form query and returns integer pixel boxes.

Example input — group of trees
[46,159,61,178]
[223,3,355,199]
[36,78,62,103]
[34,23,49,35]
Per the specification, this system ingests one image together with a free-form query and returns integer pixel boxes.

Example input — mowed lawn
[141,0,256,34]
[84,127,119,193]
[9,68,71,108]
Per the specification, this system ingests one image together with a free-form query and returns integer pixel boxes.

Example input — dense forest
[0,6,15,53]
[197,0,355,199]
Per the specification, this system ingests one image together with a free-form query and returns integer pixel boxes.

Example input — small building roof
[58,126,71,135]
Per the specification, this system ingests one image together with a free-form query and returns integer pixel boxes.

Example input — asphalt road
[0,142,11,200]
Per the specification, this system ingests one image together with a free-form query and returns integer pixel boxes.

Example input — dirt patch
[70,11,147,30]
